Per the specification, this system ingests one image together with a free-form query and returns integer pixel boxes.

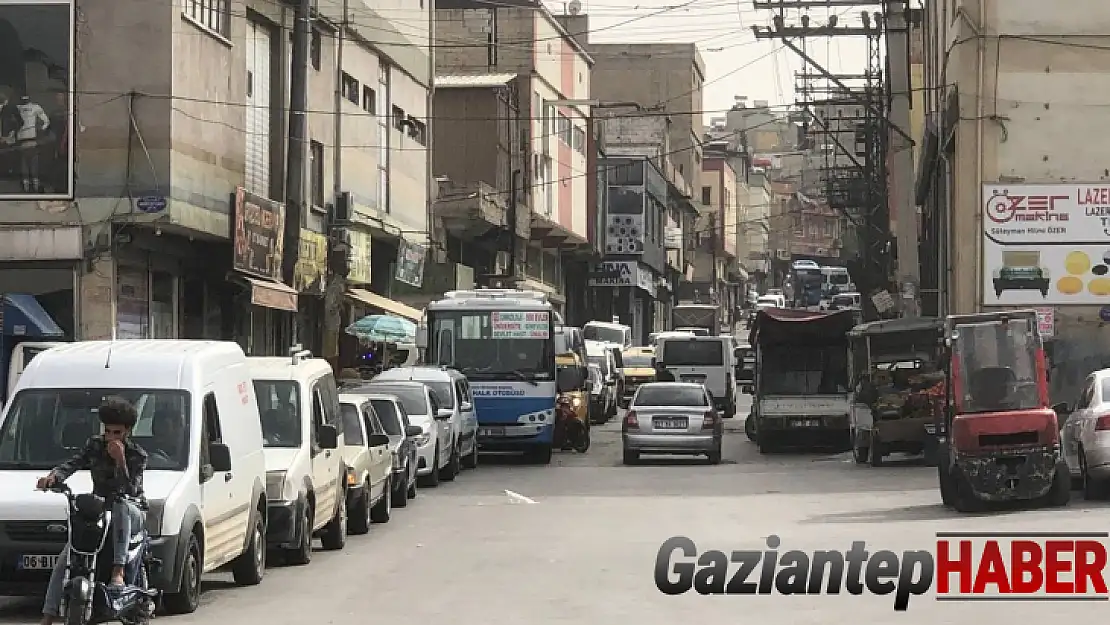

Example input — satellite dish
[568,0,581,15]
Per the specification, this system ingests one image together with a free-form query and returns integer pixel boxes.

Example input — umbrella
[346,314,416,343]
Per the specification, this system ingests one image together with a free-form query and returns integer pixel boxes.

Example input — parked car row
[0,340,482,619]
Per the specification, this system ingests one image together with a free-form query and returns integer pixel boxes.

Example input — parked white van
[248,350,347,566]
[373,367,479,470]
[0,341,268,614]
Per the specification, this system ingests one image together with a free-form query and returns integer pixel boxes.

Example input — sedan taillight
[702,410,717,430]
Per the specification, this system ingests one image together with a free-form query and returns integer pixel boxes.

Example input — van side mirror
[459,401,473,412]
[318,424,339,449]
[209,443,232,473]
[367,433,390,447]
[405,424,423,437]
[435,408,453,420]
[415,326,428,348]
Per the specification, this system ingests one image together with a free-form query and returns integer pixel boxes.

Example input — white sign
[983,184,1110,305]
[1034,307,1055,338]
[587,261,657,297]
[490,311,550,339]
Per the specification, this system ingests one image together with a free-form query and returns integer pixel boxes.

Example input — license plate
[924,424,936,434]
[654,418,688,430]
[791,419,821,428]
[479,426,505,437]
[18,555,59,570]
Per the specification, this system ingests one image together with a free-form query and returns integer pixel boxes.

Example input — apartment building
[434,0,593,307]
[0,0,431,359]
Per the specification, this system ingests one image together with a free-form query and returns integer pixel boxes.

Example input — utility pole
[282,0,311,293]
[886,0,920,317]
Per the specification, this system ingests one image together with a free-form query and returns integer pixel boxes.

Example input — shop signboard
[232,187,285,281]
[490,311,550,339]
[982,183,1110,305]
[587,260,657,297]
[1033,307,1054,338]
[0,0,74,200]
[346,229,372,285]
[394,239,426,288]
[294,229,328,292]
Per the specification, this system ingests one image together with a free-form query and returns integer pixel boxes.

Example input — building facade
[0,0,430,362]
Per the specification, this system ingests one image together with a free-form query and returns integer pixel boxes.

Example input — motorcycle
[43,483,158,625]
[554,395,590,453]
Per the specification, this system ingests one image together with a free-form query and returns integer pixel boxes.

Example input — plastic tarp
[748,307,857,346]
[2,294,64,338]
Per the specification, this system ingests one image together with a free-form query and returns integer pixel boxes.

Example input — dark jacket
[50,435,148,501]
[655,367,676,382]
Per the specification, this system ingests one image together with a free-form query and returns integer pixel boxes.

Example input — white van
[248,350,347,565]
[656,336,739,417]
[583,321,633,349]
[4,342,63,405]
[0,341,268,614]
[373,366,478,470]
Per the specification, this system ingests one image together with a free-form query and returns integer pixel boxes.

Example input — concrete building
[917,0,1110,402]
[0,0,431,362]
[434,0,593,310]
[560,31,706,191]
[697,154,741,326]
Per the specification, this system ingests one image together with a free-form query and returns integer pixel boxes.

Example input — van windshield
[0,389,191,471]
[583,325,626,345]
[253,380,302,448]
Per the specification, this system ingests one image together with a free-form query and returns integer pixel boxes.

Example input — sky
[543,0,872,124]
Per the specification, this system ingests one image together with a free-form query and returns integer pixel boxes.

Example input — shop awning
[347,288,422,322]
[245,277,298,312]
[2,294,65,337]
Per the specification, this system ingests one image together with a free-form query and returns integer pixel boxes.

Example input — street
[0,396,1106,624]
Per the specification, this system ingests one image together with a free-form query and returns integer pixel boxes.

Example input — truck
[1,293,65,405]
[745,307,857,453]
[671,304,718,336]
[418,289,558,463]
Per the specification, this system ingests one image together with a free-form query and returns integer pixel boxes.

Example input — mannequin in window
[15,94,48,193]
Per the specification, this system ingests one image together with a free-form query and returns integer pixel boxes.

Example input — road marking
[504,489,537,504]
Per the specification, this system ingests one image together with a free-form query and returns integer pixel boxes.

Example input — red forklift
[935,310,1070,512]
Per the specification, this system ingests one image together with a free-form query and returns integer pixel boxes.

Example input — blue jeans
[42,500,143,617]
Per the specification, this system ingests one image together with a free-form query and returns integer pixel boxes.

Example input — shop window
[150,271,176,338]
[116,266,150,339]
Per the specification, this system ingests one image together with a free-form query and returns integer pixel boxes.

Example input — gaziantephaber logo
[655,532,1110,610]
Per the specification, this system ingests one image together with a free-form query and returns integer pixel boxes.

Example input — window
[362,86,375,113]
[572,127,586,154]
[424,382,456,409]
[362,405,385,437]
[701,186,712,205]
[340,403,366,445]
[311,388,326,447]
[634,385,708,407]
[310,29,321,70]
[318,374,340,427]
[182,0,230,36]
[310,140,324,207]
[342,73,359,105]
[392,105,405,131]
[201,392,223,476]
[556,114,571,144]
[407,116,427,145]
[369,399,403,435]
[661,341,724,366]
[254,380,301,447]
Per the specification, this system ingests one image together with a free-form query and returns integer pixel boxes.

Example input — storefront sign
[983,183,1110,305]
[232,187,285,281]
[346,229,372,285]
[1034,307,1054,338]
[490,311,550,339]
[294,229,328,292]
[587,261,657,297]
[0,0,75,200]
[394,239,426,288]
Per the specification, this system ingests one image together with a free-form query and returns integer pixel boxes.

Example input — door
[199,391,237,569]
[428,390,451,468]
[1065,377,1094,471]
[360,403,391,500]
[455,378,478,454]
[1076,377,1099,462]
[310,383,338,530]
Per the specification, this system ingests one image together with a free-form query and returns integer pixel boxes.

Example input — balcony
[434,180,528,241]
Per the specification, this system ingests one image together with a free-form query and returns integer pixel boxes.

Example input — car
[621,382,723,465]
[248,350,347,564]
[0,341,268,614]
[338,395,394,533]
[587,364,614,422]
[362,394,423,506]
[620,346,656,407]
[1061,370,1110,499]
[372,366,479,470]
[346,381,454,487]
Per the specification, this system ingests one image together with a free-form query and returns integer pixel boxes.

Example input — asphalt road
[2,395,1107,624]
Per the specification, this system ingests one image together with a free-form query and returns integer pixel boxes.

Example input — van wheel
[370,476,392,523]
[162,533,202,614]
[348,483,372,535]
[407,466,418,498]
[392,475,409,508]
[231,512,265,585]
[440,444,460,481]
[418,445,441,488]
[462,440,479,469]
[284,504,313,565]
[320,493,347,550]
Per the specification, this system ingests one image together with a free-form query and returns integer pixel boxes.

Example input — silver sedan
[621,382,723,464]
